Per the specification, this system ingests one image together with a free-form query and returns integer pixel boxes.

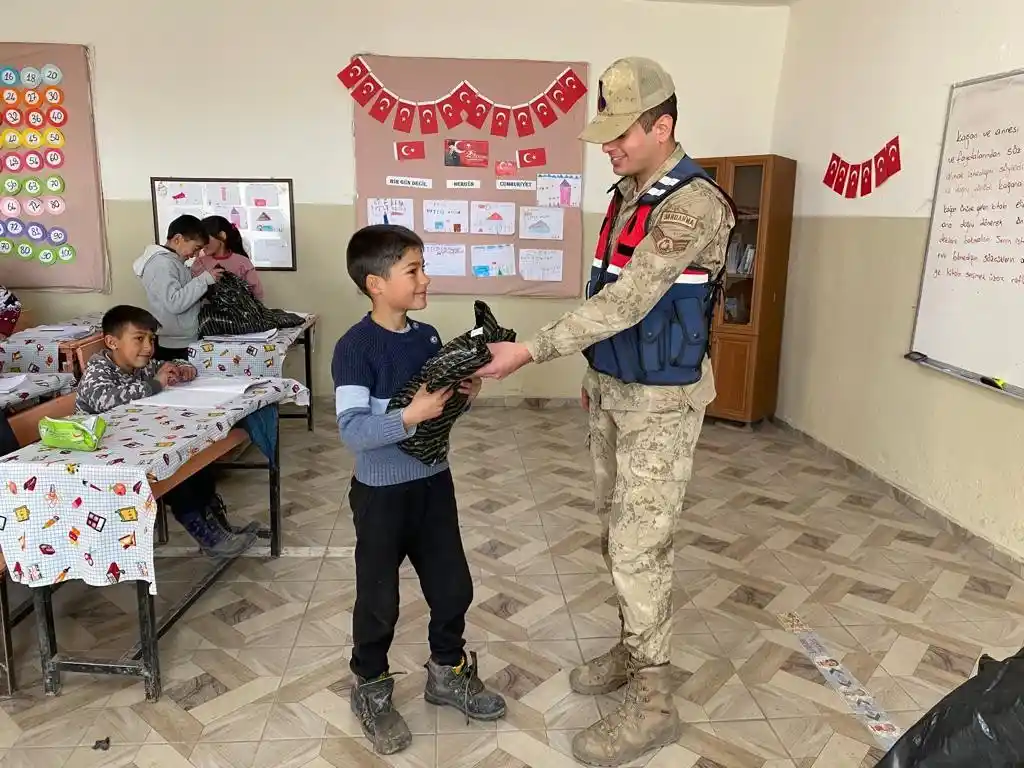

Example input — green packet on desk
[37,414,107,452]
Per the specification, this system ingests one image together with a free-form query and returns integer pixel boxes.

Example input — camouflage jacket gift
[198,272,305,338]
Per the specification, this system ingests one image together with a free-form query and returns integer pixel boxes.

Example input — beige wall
[17,203,604,399]
[778,217,1024,558]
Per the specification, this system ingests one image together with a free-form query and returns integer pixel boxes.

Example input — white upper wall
[773,0,1024,217]
[0,0,789,212]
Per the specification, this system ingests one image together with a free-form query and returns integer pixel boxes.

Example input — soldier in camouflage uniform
[477,58,735,766]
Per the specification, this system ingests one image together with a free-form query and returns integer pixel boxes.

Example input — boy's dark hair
[638,93,677,136]
[102,305,159,337]
[346,224,424,296]
[203,215,250,260]
[166,214,208,243]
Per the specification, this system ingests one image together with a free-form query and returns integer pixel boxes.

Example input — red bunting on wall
[336,56,587,135]
[822,136,901,199]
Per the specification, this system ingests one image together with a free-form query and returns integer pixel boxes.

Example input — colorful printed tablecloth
[0,313,104,375]
[188,314,317,378]
[0,378,308,594]
[0,373,74,411]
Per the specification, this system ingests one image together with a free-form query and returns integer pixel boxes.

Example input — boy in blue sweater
[333,225,506,754]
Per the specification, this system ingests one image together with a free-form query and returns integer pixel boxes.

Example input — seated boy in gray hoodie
[133,215,225,360]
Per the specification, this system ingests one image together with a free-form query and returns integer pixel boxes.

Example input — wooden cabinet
[695,155,797,424]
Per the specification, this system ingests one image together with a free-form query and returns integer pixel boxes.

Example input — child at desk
[192,215,264,300]
[133,214,225,362]
[77,305,257,558]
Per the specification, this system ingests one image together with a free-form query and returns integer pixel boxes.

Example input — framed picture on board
[149,177,298,271]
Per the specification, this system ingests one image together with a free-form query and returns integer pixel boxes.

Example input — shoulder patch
[660,210,698,229]
[650,224,695,254]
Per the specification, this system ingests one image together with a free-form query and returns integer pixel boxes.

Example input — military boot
[423,651,507,722]
[571,661,682,767]
[570,641,629,695]
[349,673,412,754]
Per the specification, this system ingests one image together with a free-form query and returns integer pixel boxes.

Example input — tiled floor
[0,401,1020,767]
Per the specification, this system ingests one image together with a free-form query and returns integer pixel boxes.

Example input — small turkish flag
[516,147,547,168]
[822,153,840,187]
[859,160,873,196]
[465,93,493,129]
[418,103,439,134]
[490,105,511,137]
[337,57,369,89]
[844,163,860,199]
[832,159,849,195]
[394,141,426,161]
[393,100,416,133]
[546,79,571,113]
[557,68,587,109]
[436,92,464,129]
[530,94,558,128]
[351,74,382,107]
[874,148,889,187]
[512,105,535,137]
[452,81,478,111]
[884,136,901,178]
[368,90,397,123]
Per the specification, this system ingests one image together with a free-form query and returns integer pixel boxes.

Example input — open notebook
[134,376,270,409]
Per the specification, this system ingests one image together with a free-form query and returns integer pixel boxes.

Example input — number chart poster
[0,44,106,290]
[347,55,587,298]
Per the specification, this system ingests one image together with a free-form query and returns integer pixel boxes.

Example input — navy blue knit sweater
[332,314,446,486]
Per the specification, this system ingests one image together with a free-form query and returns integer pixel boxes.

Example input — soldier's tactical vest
[583,155,737,386]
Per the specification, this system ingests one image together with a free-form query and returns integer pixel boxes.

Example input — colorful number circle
[46,106,67,127]
[45,175,64,193]
[0,68,17,87]
[43,148,63,168]
[42,196,65,215]
[26,110,45,129]
[25,222,47,243]
[16,242,33,259]
[37,247,56,266]
[19,68,41,90]
[1,89,18,107]
[22,197,45,218]
[0,239,12,256]
[3,218,24,237]
[22,177,42,196]
[21,128,42,150]
[3,153,23,172]
[47,226,67,246]
[1,177,20,195]
[3,108,22,127]
[43,128,64,148]
[23,151,42,172]
[44,87,62,106]
[1,129,20,149]
[22,89,41,109]
[0,197,20,216]
[40,65,62,86]
[56,244,74,263]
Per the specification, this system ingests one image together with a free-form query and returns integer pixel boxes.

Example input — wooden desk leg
[270,408,281,557]
[0,572,15,695]
[303,327,314,432]
[156,500,169,545]
[33,586,60,695]
[136,581,161,701]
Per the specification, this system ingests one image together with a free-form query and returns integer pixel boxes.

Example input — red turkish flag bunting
[874,148,890,187]
[529,94,558,127]
[557,67,587,109]
[436,91,464,129]
[822,153,840,187]
[465,92,493,129]
[516,147,547,168]
[859,160,873,196]
[832,159,849,195]
[418,103,439,134]
[844,163,860,199]
[452,81,478,111]
[393,100,416,133]
[368,90,397,123]
[490,105,511,137]
[546,79,572,113]
[512,105,535,137]
[351,74,382,107]
[394,141,426,161]
[884,136,901,177]
[337,57,369,89]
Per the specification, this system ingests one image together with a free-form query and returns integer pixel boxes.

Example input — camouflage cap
[580,57,675,144]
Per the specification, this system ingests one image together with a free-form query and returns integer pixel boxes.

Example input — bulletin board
[150,177,297,271]
[344,55,589,297]
[0,44,107,290]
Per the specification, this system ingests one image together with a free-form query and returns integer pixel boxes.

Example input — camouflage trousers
[588,399,705,666]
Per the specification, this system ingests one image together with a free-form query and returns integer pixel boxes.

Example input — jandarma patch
[660,210,698,229]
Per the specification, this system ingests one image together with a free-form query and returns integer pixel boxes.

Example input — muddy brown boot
[349,673,412,754]
[570,641,629,695]
[571,662,682,767]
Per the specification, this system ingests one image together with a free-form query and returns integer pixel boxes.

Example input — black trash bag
[199,272,305,337]
[875,650,1024,768]
[387,300,515,466]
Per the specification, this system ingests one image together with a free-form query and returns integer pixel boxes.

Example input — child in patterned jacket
[76,305,256,558]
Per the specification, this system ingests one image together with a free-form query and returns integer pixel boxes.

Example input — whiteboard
[910,70,1024,390]
[149,177,297,271]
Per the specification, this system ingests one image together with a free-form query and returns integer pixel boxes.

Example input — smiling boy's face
[168,234,206,260]
[367,247,431,312]
[106,322,156,371]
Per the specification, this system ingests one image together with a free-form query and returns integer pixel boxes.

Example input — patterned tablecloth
[187,314,317,378]
[0,313,105,375]
[0,373,75,411]
[0,378,308,594]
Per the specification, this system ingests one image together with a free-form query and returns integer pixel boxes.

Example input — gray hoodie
[132,244,215,348]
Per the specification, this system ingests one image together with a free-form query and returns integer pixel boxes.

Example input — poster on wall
[149,177,297,271]
[0,43,107,290]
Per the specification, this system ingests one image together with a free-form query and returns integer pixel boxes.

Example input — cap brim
[578,112,640,144]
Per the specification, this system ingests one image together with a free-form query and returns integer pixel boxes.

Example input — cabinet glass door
[722,162,764,327]
[697,158,723,183]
